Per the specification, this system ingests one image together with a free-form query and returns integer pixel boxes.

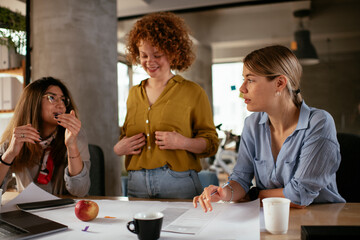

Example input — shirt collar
[172,75,184,83]
[296,101,310,130]
[258,101,310,130]
[137,74,183,87]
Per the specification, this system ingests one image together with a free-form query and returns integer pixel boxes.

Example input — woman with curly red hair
[114,12,218,199]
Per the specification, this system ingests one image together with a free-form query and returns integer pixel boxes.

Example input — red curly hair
[126,12,195,72]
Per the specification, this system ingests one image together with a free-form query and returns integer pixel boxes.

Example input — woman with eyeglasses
[0,77,90,197]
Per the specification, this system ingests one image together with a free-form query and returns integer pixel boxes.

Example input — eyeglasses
[43,94,70,107]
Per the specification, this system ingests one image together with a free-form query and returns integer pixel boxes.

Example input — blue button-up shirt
[229,101,345,206]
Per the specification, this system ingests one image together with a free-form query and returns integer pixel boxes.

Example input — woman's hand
[56,110,81,147]
[3,124,41,162]
[155,131,207,154]
[193,185,228,212]
[155,131,186,150]
[113,133,146,156]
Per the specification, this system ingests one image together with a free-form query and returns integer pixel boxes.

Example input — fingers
[6,124,40,159]
[114,133,146,156]
[192,186,219,213]
[13,124,41,144]
[155,131,177,149]
[194,194,213,213]
[128,134,146,154]
[55,112,81,135]
[193,196,198,208]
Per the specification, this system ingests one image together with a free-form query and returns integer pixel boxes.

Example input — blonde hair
[243,45,303,108]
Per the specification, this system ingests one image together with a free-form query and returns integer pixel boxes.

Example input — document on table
[1,182,59,213]
[161,205,223,234]
[159,200,260,239]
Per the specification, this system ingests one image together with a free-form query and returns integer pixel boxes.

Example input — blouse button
[146,120,149,123]
[148,146,151,150]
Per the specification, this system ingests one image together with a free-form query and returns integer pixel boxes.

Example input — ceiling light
[291,9,319,66]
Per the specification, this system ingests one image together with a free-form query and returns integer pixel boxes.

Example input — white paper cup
[262,197,290,234]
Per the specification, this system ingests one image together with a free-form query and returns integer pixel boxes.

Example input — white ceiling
[116,0,259,19]
[116,0,360,63]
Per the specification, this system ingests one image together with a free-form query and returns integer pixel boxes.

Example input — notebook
[0,210,67,239]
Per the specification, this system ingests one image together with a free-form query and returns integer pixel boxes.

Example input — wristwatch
[248,186,260,201]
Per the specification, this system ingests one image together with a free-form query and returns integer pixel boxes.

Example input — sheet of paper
[162,204,223,234]
[1,182,59,212]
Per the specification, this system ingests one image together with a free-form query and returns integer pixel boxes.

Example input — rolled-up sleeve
[192,89,218,158]
[283,114,341,206]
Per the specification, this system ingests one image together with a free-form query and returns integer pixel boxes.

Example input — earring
[275,91,281,97]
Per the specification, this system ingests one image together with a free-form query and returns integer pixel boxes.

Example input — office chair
[336,133,360,202]
[88,144,105,196]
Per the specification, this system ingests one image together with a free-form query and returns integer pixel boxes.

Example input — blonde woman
[194,45,345,211]
[0,77,90,197]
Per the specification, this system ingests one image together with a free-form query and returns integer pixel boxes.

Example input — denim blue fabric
[127,165,203,199]
[229,101,345,206]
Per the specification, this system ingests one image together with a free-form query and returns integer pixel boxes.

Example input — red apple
[74,200,99,221]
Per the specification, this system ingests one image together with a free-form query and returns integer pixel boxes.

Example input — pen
[210,181,230,197]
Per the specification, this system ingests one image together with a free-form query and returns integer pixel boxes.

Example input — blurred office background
[0,0,359,195]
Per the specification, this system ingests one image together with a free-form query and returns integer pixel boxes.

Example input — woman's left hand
[56,110,81,147]
[155,131,185,150]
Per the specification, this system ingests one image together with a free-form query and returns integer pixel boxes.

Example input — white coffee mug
[262,197,291,234]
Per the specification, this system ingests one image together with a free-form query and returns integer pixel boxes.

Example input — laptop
[0,210,67,240]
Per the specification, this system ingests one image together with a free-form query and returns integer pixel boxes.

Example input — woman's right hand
[193,185,227,212]
[113,133,146,156]
[3,124,41,163]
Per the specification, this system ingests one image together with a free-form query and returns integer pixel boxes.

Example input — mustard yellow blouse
[121,75,219,172]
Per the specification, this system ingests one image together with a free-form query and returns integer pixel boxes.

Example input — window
[117,62,130,126]
[117,63,149,126]
[132,65,149,86]
[212,62,252,135]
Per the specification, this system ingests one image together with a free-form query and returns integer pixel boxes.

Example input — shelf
[0,60,25,113]
[0,66,23,76]
[0,59,26,85]
[0,109,15,113]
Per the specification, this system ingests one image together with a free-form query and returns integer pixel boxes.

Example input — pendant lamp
[291,9,319,65]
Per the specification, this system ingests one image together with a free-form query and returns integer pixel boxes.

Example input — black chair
[336,133,360,202]
[88,144,105,196]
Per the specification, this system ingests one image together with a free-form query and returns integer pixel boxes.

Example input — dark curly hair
[126,12,195,72]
